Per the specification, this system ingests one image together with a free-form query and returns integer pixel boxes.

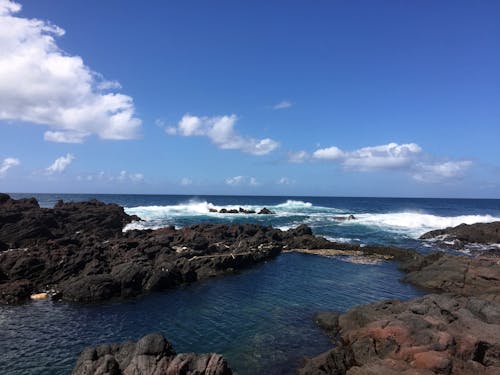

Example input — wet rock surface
[420,221,500,250]
[72,332,233,375]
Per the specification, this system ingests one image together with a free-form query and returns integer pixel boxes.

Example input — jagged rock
[0,194,423,304]
[402,253,500,301]
[299,294,500,375]
[72,332,233,375]
[420,221,500,249]
[258,207,274,215]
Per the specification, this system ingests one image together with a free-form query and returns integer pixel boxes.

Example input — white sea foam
[349,212,500,238]
[275,200,313,209]
[124,200,500,240]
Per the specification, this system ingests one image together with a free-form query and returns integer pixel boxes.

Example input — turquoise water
[0,253,423,374]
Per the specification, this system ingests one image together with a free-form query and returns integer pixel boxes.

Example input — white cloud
[249,177,259,186]
[117,170,144,182]
[413,161,472,182]
[312,146,344,160]
[0,157,20,177]
[44,131,88,143]
[46,153,74,174]
[273,100,292,110]
[313,142,422,170]
[308,141,472,182]
[225,175,259,186]
[225,176,245,186]
[180,177,192,186]
[77,170,144,183]
[288,150,309,163]
[167,114,279,155]
[0,1,141,143]
[277,177,294,185]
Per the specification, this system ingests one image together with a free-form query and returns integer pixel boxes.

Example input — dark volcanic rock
[402,253,500,302]
[0,193,422,305]
[0,194,137,249]
[72,332,233,375]
[258,207,274,214]
[300,294,500,375]
[420,221,500,249]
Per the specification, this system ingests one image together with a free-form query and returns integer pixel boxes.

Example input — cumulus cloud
[277,177,294,185]
[117,170,144,182]
[225,176,259,186]
[76,170,144,183]
[288,150,309,163]
[313,143,422,170]
[0,1,141,143]
[312,146,344,160]
[180,177,193,186]
[273,100,292,110]
[308,142,472,182]
[413,161,472,182]
[46,153,74,174]
[0,157,20,177]
[167,114,279,155]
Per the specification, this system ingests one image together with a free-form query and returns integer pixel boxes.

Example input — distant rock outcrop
[72,332,233,375]
[420,221,500,250]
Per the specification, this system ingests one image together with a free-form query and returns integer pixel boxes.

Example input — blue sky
[0,0,499,197]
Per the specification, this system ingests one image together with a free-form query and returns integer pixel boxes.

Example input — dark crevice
[472,341,489,365]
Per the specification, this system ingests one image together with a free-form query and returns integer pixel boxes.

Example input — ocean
[1,194,500,374]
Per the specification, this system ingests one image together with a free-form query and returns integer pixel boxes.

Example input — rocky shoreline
[72,332,233,375]
[0,193,419,305]
[1,193,500,374]
[298,249,500,374]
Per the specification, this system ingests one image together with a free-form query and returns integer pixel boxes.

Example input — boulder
[72,333,233,375]
[299,294,500,375]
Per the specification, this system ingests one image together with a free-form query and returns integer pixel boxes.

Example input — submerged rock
[300,294,500,375]
[72,332,233,375]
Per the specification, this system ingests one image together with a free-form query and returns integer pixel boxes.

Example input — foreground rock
[0,194,415,304]
[300,294,500,375]
[420,221,500,250]
[73,332,233,375]
[299,249,500,374]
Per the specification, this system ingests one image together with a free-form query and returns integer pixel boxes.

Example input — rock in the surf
[420,221,500,250]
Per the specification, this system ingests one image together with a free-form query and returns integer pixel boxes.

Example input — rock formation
[300,294,500,374]
[420,221,500,250]
[0,194,419,305]
[72,332,233,375]
[299,248,500,374]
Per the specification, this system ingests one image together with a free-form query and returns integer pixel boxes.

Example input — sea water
[1,194,500,374]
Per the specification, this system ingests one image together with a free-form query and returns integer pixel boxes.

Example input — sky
[0,0,499,198]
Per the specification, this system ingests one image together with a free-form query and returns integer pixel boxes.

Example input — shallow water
[0,253,423,375]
